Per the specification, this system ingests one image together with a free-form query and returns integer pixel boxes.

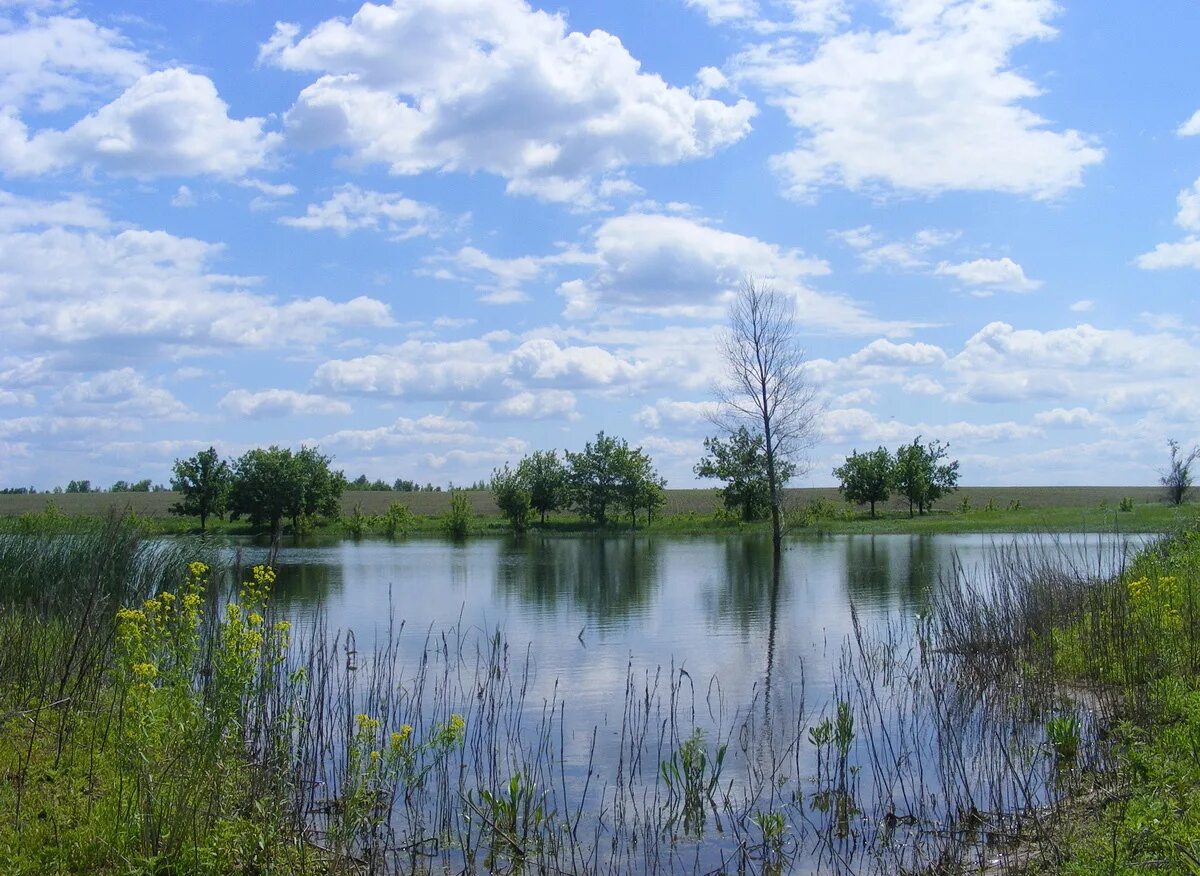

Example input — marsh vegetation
[2,514,1199,873]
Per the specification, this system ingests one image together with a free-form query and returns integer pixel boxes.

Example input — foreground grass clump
[0,526,319,873]
[1042,529,1200,874]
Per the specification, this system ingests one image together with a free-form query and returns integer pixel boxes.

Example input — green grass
[1005,527,1200,873]
[2,486,1186,538]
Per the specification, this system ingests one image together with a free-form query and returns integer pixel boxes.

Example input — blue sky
[2,0,1198,490]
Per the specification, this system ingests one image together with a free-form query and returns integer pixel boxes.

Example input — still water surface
[220,531,1143,872]
[242,531,1134,734]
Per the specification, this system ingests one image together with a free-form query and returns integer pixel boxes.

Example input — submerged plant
[660,729,727,836]
[1045,714,1081,760]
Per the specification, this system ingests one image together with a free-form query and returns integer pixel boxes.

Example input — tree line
[489,431,666,531]
[833,437,960,517]
[169,445,346,540]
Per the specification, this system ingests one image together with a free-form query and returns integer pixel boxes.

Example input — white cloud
[833,224,961,271]
[1069,299,1093,312]
[554,211,918,334]
[1033,406,1105,428]
[686,0,848,33]
[0,10,146,112]
[219,389,352,418]
[1135,238,1200,271]
[821,406,1039,446]
[0,189,107,230]
[261,0,756,203]
[1179,109,1200,137]
[636,398,721,430]
[0,68,279,178]
[171,185,195,208]
[1176,179,1200,231]
[319,414,479,452]
[491,390,578,420]
[901,376,944,395]
[1134,172,1200,271]
[280,184,438,238]
[935,256,1041,291]
[947,321,1196,402]
[312,340,508,400]
[424,245,596,304]
[0,200,394,357]
[54,367,190,420]
[735,0,1103,199]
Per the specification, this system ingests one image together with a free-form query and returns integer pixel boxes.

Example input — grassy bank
[0,486,1186,538]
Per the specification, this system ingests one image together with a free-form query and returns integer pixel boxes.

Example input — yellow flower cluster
[390,724,414,749]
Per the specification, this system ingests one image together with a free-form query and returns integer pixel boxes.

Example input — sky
[1,0,1198,491]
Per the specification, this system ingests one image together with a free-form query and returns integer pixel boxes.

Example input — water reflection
[495,534,662,626]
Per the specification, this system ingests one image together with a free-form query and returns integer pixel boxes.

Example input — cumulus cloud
[0,10,146,112]
[0,197,394,358]
[734,0,1103,200]
[219,389,352,418]
[491,389,578,420]
[54,367,190,420]
[636,398,721,430]
[260,0,756,203]
[935,257,1041,292]
[821,406,1040,446]
[0,68,279,178]
[1179,109,1200,138]
[280,184,438,238]
[0,189,107,230]
[552,211,920,334]
[1137,178,1200,270]
[947,321,1196,403]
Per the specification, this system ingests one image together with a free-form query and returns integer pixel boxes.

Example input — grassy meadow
[0,485,1181,536]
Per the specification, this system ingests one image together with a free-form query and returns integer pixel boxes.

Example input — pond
[218,531,1144,873]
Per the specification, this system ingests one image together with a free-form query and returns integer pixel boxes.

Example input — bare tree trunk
[714,277,821,564]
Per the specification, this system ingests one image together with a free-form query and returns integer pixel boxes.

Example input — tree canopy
[695,426,795,522]
[228,445,344,540]
[169,447,231,532]
[893,437,959,517]
[833,446,893,518]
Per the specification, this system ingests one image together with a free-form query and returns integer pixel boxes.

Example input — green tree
[694,426,795,522]
[65,479,92,493]
[170,447,232,532]
[893,437,959,517]
[615,444,666,528]
[833,446,893,518]
[517,450,569,524]
[228,445,344,540]
[565,432,628,526]
[291,446,346,533]
[490,464,532,531]
[229,447,299,541]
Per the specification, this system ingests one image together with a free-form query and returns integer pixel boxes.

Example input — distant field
[0,486,1168,518]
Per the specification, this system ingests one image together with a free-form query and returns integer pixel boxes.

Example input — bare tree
[1161,438,1200,506]
[713,277,821,554]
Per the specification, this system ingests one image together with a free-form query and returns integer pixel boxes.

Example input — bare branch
[711,276,824,551]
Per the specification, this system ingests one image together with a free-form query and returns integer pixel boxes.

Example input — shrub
[442,491,473,539]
